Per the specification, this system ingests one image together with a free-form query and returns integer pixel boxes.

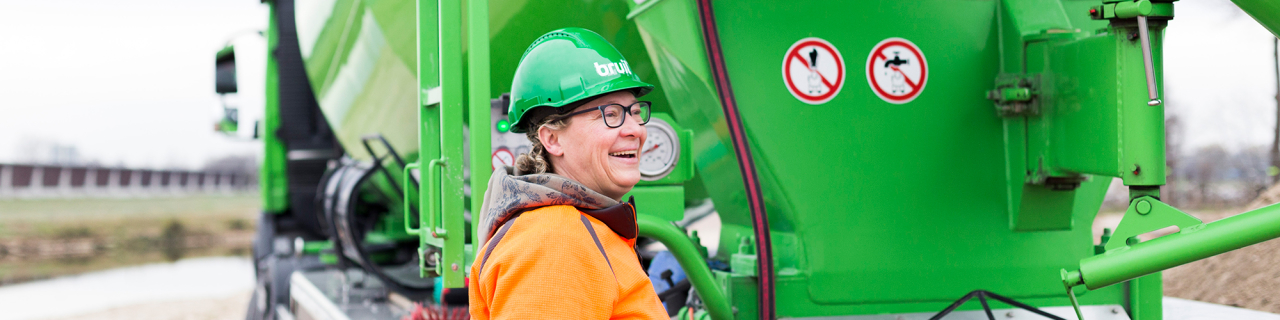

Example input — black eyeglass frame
[561,101,652,128]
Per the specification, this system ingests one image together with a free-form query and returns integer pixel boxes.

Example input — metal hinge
[987,74,1040,117]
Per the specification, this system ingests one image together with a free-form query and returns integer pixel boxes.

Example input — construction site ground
[1096,204,1280,314]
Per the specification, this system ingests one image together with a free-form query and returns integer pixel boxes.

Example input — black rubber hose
[694,1,776,318]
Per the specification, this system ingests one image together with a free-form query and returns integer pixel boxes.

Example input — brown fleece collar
[578,196,639,239]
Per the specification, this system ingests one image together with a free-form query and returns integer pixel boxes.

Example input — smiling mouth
[609,150,637,159]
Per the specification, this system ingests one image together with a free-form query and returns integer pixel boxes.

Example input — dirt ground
[1159,206,1280,314]
[44,290,252,320]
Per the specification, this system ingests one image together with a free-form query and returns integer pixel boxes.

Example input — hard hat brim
[509,80,654,133]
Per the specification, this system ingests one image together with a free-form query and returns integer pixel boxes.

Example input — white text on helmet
[594,60,632,77]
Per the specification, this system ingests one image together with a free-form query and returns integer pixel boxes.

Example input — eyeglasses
[562,101,651,128]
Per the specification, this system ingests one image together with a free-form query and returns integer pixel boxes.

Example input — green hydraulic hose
[1073,202,1280,290]
[637,214,733,320]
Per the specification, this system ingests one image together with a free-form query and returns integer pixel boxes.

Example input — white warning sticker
[866,37,928,104]
[782,37,845,105]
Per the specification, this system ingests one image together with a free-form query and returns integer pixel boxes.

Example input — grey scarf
[477,168,618,245]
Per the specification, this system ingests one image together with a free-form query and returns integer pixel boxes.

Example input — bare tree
[1271,37,1280,185]
[1166,111,1184,205]
[1191,145,1229,206]
[1235,146,1271,201]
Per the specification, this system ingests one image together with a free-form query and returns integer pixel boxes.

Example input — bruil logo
[594,60,631,76]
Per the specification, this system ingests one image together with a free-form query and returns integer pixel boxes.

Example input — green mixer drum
[291,0,670,161]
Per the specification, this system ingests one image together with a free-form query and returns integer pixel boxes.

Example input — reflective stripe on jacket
[468,204,667,319]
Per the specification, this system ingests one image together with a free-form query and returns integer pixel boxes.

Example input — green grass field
[0,194,261,284]
[0,194,260,240]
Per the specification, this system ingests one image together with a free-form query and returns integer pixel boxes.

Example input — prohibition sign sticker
[491,147,514,171]
[782,37,845,105]
[866,37,927,104]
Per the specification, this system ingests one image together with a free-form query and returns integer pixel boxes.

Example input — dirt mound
[1164,236,1280,313]
[1160,207,1280,313]
[1097,204,1280,313]
[1245,182,1280,211]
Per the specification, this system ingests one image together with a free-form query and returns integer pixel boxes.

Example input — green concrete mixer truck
[211,0,1280,319]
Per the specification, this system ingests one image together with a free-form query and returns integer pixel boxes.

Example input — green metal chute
[1235,0,1280,38]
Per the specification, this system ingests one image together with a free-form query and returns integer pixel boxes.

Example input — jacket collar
[578,196,638,239]
[477,169,619,245]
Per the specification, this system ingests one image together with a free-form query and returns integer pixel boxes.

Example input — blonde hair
[514,113,571,175]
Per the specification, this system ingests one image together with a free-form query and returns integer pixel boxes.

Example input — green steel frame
[262,5,288,213]
[242,0,1280,319]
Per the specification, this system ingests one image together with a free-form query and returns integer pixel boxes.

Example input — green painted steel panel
[263,6,289,213]
[708,0,1081,305]
[257,0,1257,318]
[626,0,1164,316]
[1235,0,1280,38]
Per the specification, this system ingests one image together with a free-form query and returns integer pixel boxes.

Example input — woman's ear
[539,125,565,157]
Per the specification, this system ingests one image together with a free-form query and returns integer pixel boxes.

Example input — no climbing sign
[782,37,845,105]
[866,37,928,104]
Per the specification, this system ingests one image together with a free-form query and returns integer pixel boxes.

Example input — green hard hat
[508,27,654,133]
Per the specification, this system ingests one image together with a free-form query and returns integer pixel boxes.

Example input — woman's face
[541,91,646,200]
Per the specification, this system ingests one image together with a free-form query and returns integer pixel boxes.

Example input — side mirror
[215,46,237,94]
[215,45,240,136]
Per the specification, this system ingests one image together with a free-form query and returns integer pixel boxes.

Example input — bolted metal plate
[783,305,1130,320]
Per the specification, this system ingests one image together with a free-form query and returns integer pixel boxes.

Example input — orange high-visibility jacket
[469,203,667,319]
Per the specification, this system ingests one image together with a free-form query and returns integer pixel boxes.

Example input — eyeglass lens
[602,102,651,127]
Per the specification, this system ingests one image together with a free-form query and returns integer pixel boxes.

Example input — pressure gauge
[640,118,680,181]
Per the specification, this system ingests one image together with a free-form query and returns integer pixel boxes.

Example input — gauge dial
[639,118,679,180]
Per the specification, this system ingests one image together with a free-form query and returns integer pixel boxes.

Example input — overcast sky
[1165,0,1280,153]
[0,0,266,169]
[0,0,1275,170]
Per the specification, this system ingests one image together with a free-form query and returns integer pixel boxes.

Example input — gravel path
[44,290,252,320]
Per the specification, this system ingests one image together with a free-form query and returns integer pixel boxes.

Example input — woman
[468,28,668,319]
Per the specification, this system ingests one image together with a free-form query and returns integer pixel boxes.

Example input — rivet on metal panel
[451,263,459,271]
[1132,164,1141,176]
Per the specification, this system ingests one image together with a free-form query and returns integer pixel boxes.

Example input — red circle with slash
[782,37,846,105]
[491,148,514,171]
[866,37,928,104]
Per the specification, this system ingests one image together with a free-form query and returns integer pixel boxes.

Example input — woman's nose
[618,114,645,137]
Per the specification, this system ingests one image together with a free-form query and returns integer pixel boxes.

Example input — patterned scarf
[477,168,618,245]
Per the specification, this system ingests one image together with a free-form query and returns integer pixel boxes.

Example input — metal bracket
[420,86,442,107]
[1103,196,1202,251]
[988,74,1041,117]
[730,235,758,277]
[1091,0,1162,106]
[1061,269,1085,320]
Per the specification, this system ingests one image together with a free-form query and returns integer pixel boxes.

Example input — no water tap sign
[782,37,845,105]
[866,37,928,104]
